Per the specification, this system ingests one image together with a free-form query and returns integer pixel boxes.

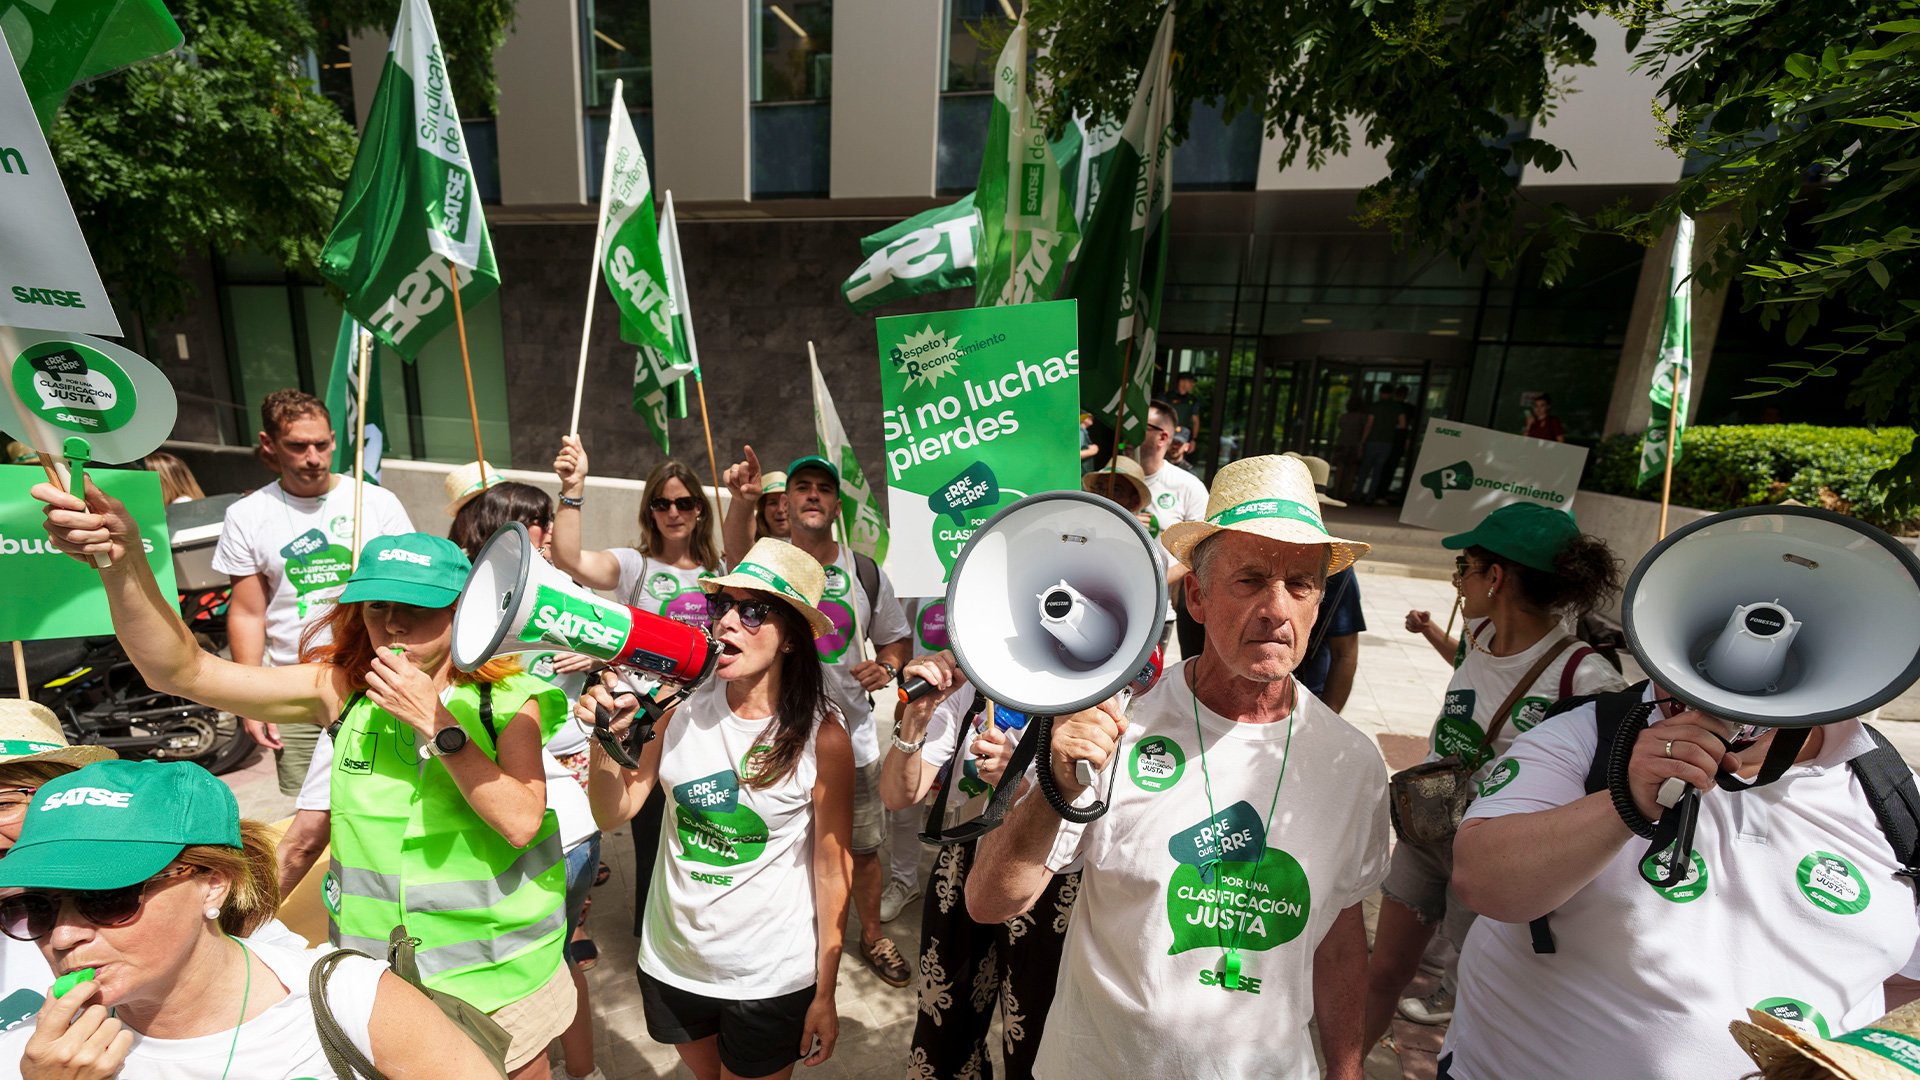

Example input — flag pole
[1107,336,1135,477]
[1656,361,1682,540]
[445,260,489,488]
[694,373,721,501]
[570,79,625,437]
[12,641,27,701]
[350,325,372,570]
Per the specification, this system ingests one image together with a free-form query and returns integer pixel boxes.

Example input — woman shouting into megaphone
[31,479,578,1079]
[580,537,854,1080]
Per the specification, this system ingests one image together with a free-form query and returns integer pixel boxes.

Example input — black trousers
[909,840,1079,1080]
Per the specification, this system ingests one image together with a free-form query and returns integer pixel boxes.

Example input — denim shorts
[563,832,603,963]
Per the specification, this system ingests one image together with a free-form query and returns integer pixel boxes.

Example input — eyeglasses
[707,594,775,631]
[0,789,37,820]
[0,865,202,941]
[1146,424,1175,437]
[649,496,700,514]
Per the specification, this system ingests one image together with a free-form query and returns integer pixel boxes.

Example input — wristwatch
[891,732,926,755]
[419,725,470,760]
[878,662,899,684]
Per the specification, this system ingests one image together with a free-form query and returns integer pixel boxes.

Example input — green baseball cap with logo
[1442,502,1581,573]
[0,760,241,890]
[784,455,839,488]
[339,533,471,608]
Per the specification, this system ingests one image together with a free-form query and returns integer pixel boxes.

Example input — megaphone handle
[593,689,653,769]
[1035,713,1114,825]
[898,675,933,704]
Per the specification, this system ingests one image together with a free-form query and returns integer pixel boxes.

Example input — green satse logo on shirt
[1478,758,1519,796]
[1431,689,1489,769]
[646,571,682,601]
[1641,844,1709,903]
[1156,492,1176,509]
[1130,736,1186,792]
[1754,997,1832,1039]
[1797,851,1871,915]
[1510,696,1552,733]
[672,768,770,867]
[280,528,354,618]
[1164,802,1311,955]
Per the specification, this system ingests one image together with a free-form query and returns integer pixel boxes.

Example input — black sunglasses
[649,496,701,514]
[0,865,201,941]
[708,594,775,630]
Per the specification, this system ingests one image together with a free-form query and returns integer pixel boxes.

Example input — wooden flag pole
[1107,335,1137,477]
[694,374,722,503]
[445,260,490,486]
[350,326,372,570]
[1656,361,1683,541]
[12,641,27,701]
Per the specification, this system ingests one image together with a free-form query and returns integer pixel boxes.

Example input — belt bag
[1388,638,1574,845]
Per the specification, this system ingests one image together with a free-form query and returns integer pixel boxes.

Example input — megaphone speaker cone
[945,492,1168,717]
[1623,504,1920,727]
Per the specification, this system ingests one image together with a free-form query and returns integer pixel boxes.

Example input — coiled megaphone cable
[1033,713,1120,823]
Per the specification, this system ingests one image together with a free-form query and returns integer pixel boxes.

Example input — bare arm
[880,653,964,811]
[1888,975,1920,1011]
[367,971,497,1077]
[549,435,625,591]
[440,701,549,849]
[275,808,332,898]
[1312,902,1370,1080]
[225,573,285,750]
[1321,635,1359,713]
[36,480,336,728]
[802,717,854,1066]
[720,445,764,568]
[1404,610,1456,662]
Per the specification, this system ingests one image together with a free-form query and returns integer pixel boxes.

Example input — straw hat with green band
[1083,455,1151,508]
[702,538,836,639]
[1441,501,1580,573]
[443,459,506,516]
[0,760,240,890]
[1161,455,1370,573]
[1733,998,1920,1080]
[339,534,471,608]
[762,471,789,495]
[0,700,115,769]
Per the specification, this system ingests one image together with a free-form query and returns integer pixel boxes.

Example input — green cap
[1442,502,1580,573]
[784,455,839,488]
[0,760,241,890]
[339,533,471,608]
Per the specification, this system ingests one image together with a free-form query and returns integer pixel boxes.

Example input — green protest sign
[875,299,1081,597]
[0,465,174,640]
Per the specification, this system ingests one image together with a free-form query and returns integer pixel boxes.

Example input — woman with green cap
[1363,501,1626,1049]
[31,479,574,1080]
[0,759,494,1078]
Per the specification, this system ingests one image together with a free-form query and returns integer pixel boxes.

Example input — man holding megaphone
[966,456,1391,1080]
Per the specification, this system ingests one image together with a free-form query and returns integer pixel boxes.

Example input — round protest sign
[0,326,177,465]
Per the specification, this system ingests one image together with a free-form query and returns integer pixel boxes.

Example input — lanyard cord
[219,936,253,1080]
[1189,661,1296,987]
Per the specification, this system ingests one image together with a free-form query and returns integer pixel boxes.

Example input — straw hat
[1281,451,1347,507]
[0,700,116,769]
[700,538,836,639]
[443,460,506,516]
[761,471,789,496]
[1083,457,1152,509]
[1733,999,1920,1079]
[1161,455,1371,573]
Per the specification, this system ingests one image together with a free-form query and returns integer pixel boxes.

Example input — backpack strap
[853,552,881,625]
[309,949,385,1080]
[1478,638,1576,754]
[1559,646,1597,701]
[1528,681,1652,953]
[1854,724,1920,902]
[326,691,367,741]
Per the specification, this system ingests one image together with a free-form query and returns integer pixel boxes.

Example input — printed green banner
[596,79,673,352]
[841,195,979,315]
[1640,214,1694,485]
[0,465,174,640]
[0,0,181,132]
[632,191,698,455]
[811,355,889,565]
[875,298,1081,597]
[324,315,387,483]
[319,0,499,361]
[974,20,1079,307]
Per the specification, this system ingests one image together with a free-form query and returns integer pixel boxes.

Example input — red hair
[301,600,519,689]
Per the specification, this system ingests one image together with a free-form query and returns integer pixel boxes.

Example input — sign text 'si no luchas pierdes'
[875,299,1081,598]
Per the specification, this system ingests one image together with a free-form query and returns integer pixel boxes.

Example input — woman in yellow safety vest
[32,480,573,1080]
[583,537,854,1080]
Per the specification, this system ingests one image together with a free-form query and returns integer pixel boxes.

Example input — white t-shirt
[1140,460,1209,540]
[813,546,911,768]
[611,548,717,628]
[0,940,383,1079]
[1443,690,1920,1080]
[1426,626,1625,787]
[917,683,1036,808]
[640,679,830,999]
[1034,663,1392,1080]
[209,478,414,666]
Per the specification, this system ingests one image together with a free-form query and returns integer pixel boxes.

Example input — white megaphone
[453,523,718,764]
[939,491,1168,826]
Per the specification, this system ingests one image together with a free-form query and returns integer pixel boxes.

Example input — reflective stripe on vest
[416,906,569,980]
[407,830,565,914]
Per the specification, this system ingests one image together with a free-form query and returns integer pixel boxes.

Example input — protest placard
[0,466,174,641]
[1398,418,1589,534]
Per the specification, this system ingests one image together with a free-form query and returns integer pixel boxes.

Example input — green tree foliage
[51,0,357,324]
[310,0,518,115]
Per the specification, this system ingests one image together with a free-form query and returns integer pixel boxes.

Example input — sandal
[594,862,611,887]
[571,937,599,972]
[860,936,911,988]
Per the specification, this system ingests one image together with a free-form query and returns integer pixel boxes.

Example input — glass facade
[582,0,654,199]
[1171,101,1261,192]
[752,0,832,198]
[935,0,1009,194]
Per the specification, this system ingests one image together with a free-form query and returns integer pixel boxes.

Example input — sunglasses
[1453,555,1483,578]
[0,788,38,820]
[707,594,776,631]
[649,496,701,514]
[0,864,202,941]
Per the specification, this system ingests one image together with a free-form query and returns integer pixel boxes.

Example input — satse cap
[0,760,241,890]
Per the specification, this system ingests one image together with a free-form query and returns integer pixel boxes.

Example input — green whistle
[51,968,95,997]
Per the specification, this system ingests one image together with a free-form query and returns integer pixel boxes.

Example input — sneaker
[566,1069,609,1080]
[1398,990,1455,1025]
[861,935,913,988]
[880,879,920,923]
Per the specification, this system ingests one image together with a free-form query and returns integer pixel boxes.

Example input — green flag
[842,195,979,315]
[325,315,388,483]
[1062,9,1174,451]
[1639,214,1694,485]
[974,20,1079,307]
[811,353,888,564]
[0,0,180,132]
[632,191,699,455]
[596,79,674,351]
[319,0,498,362]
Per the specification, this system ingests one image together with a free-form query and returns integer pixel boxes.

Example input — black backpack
[1522,681,1920,953]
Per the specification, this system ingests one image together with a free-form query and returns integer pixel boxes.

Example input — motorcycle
[0,494,254,774]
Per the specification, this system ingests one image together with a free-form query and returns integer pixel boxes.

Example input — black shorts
[636,967,815,1078]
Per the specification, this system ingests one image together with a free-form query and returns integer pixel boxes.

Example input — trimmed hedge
[1582,425,1919,531]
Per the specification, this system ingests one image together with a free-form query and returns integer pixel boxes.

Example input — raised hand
[33,478,136,566]
[554,434,590,498]
[723,444,764,502]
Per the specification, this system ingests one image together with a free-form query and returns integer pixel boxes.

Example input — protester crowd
[7,385,1916,1080]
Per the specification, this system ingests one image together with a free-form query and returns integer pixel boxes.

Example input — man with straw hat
[967,454,1390,1080]
[1735,997,1920,1079]
[211,389,412,796]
